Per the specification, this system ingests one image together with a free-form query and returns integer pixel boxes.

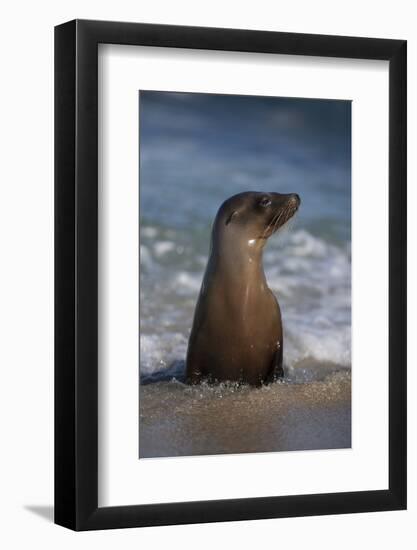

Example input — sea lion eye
[259,197,271,207]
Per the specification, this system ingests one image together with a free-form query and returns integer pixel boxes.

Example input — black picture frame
[55,19,407,531]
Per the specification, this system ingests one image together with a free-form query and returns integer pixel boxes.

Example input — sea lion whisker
[261,211,280,239]
[273,210,285,233]
[267,211,281,234]
[271,208,286,233]
[275,205,296,235]
[272,207,287,234]
[270,212,282,234]
[278,212,296,236]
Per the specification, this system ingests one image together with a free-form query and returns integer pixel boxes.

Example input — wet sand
[139,371,351,458]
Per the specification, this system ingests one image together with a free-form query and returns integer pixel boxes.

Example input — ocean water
[138,92,351,456]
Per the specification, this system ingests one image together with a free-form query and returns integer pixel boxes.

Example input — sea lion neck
[209,231,267,284]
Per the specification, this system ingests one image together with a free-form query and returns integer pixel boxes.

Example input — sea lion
[186,191,300,386]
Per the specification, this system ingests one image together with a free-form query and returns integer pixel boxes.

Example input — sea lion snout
[289,193,301,207]
[270,192,300,210]
[262,192,300,238]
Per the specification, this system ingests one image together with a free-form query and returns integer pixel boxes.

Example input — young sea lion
[186,191,300,385]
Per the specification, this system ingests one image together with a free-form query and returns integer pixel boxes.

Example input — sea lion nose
[289,193,301,206]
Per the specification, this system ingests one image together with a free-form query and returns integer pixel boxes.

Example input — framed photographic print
[55,19,407,530]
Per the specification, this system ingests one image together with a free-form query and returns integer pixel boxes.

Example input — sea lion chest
[187,270,282,384]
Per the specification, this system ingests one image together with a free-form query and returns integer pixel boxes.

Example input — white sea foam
[154,240,176,257]
[174,271,202,292]
[140,333,188,378]
[141,226,158,238]
[139,245,153,270]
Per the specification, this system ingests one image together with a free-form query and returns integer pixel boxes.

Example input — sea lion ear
[225,211,238,226]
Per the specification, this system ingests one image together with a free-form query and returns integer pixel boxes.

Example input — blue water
[139,91,351,382]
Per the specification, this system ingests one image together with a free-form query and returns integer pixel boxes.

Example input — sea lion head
[214,191,300,247]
